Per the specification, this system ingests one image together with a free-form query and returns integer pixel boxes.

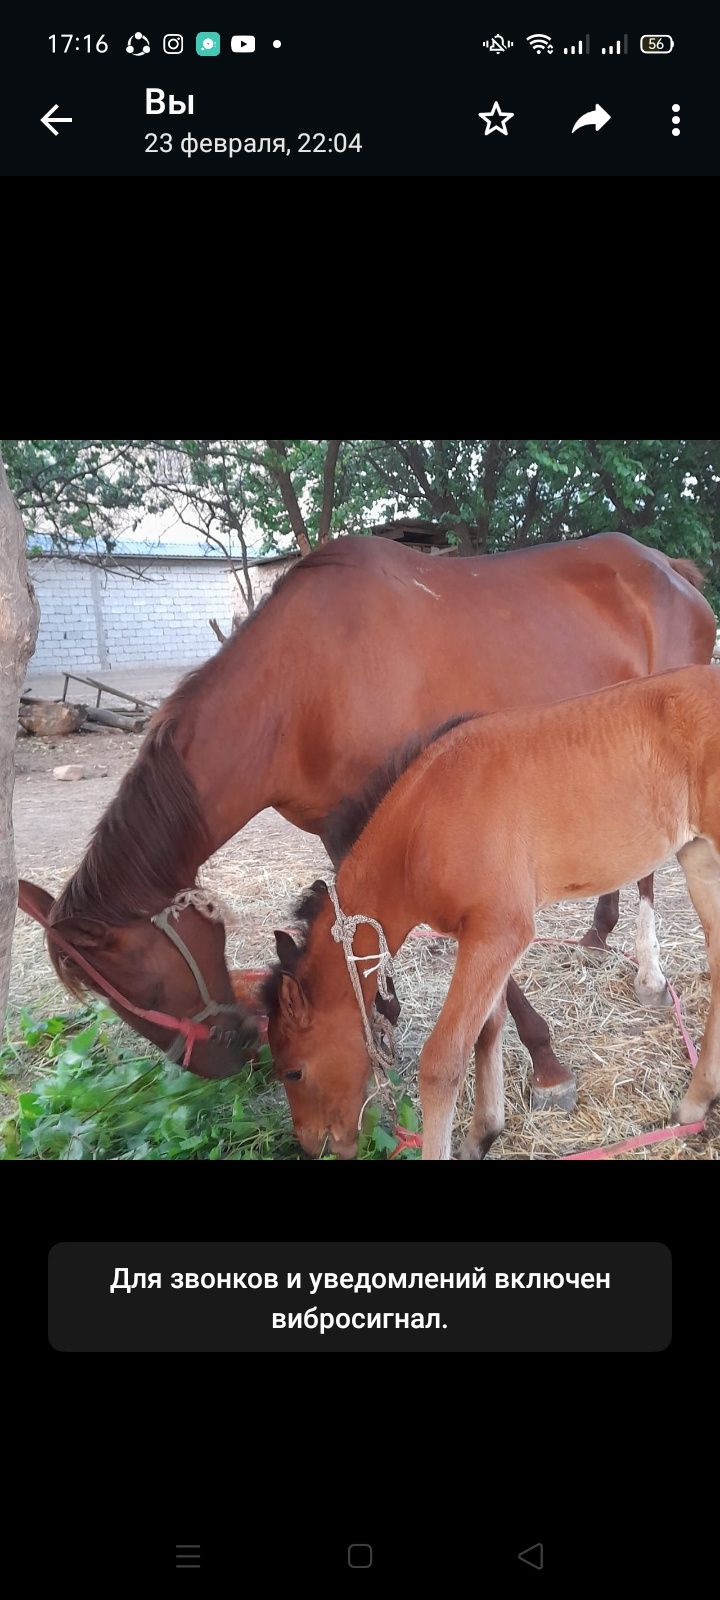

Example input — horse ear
[278,973,310,1029]
[375,975,401,1026]
[274,930,299,972]
[59,916,115,951]
[17,880,55,924]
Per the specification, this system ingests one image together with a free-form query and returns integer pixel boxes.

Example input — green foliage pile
[0,1002,420,1161]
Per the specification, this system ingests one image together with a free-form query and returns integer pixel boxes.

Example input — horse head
[17,879,260,1078]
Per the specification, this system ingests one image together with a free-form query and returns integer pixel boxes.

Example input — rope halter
[149,889,248,1064]
[19,881,250,1070]
[326,879,397,1092]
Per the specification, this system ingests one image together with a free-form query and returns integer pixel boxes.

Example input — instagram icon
[163,33,184,54]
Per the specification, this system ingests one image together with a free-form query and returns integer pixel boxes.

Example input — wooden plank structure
[59,671,155,713]
[371,518,457,554]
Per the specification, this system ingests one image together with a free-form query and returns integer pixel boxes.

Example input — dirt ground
[8,662,719,1158]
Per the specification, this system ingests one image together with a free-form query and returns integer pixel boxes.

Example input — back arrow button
[518,1543,544,1570]
[41,104,73,136]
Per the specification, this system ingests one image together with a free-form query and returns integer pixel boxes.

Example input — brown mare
[18,534,714,1098]
[264,665,720,1159]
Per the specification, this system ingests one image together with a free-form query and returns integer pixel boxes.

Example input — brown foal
[265,665,720,1160]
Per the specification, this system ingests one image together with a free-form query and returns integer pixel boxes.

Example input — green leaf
[18,1091,42,1122]
[1,1120,20,1158]
[371,1126,397,1153]
[396,1095,420,1132]
[68,1022,101,1057]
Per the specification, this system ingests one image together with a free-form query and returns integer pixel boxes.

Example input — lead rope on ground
[407,927,704,1160]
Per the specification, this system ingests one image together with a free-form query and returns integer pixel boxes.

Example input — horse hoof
[676,1096,706,1127]
[459,1131,498,1159]
[579,929,607,950]
[634,979,673,1009]
[531,1079,578,1113]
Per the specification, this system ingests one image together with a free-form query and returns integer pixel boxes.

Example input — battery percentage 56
[640,35,674,53]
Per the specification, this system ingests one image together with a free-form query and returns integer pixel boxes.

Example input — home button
[348,1545,373,1569]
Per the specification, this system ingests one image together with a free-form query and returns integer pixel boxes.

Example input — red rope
[18,895,213,1064]
[389,1129,423,1158]
[398,926,705,1161]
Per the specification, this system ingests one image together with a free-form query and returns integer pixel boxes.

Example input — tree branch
[265,440,312,555]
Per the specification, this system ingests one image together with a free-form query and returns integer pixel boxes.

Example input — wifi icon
[526,33,554,53]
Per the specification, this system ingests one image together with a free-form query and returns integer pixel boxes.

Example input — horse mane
[667,556,706,592]
[50,715,210,943]
[324,713,479,865]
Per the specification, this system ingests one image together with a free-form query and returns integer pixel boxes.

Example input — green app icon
[196,32,221,55]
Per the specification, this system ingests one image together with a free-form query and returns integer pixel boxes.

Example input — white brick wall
[29,557,238,671]
[232,556,295,620]
[100,563,234,665]
[29,561,100,669]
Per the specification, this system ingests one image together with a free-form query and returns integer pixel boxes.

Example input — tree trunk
[446,520,475,556]
[84,707,147,732]
[265,440,313,556]
[0,454,40,1028]
[318,440,341,542]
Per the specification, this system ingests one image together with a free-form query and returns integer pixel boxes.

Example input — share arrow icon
[571,104,611,133]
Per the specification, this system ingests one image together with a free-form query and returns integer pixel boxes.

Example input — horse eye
[285,1069,303,1082]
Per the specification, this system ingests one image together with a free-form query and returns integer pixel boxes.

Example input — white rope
[165,887,239,926]
[326,879,397,1089]
[162,877,399,1134]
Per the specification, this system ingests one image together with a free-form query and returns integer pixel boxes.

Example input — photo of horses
[3,439,718,1159]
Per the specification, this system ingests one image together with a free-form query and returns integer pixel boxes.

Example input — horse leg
[676,839,720,1124]
[506,977,577,1112]
[633,874,671,1008]
[580,891,620,950]
[420,916,532,1161]
[459,987,507,1160]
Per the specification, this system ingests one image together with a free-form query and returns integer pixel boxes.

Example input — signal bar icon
[601,35,628,54]
[527,33,553,54]
[563,36,590,55]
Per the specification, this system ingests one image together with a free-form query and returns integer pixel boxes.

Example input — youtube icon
[231,35,256,52]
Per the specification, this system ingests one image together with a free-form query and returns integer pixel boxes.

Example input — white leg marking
[634,897,667,999]
[460,1022,505,1160]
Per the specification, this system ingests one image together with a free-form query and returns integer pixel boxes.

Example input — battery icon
[640,35,674,53]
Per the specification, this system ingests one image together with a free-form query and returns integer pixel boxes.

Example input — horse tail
[667,556,706,592]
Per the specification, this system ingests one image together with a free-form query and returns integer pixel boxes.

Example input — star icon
[478,100,515,136]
